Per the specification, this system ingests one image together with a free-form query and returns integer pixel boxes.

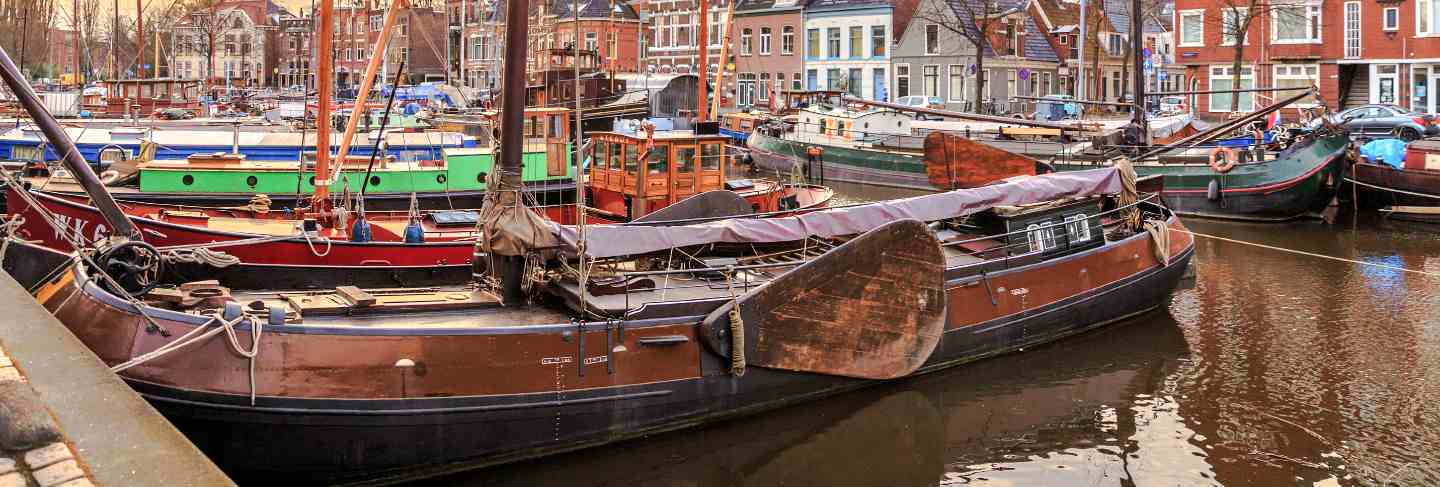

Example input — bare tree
[1217,0,1269,112]
[2,0,58,75]
[910,0,1011,106]
[176,0,225,81]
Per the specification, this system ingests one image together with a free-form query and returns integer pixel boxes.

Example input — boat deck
[230,286,575,328]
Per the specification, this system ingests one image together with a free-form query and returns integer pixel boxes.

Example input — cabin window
[836,121,847,137]
[1064,214,1092,242]
[595,140,610,169]
[525,116,542,138]
[624,144,639,174]
[548,115,563,138]
[819,119,828,135]
[676,146,697,173]
[701,143,721,171]
[648,144,670,174]
[1025,222,1059,254]
[610,141,623,170]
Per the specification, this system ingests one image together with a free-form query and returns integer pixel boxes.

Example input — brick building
[1171,0,1352,116]
[728,0,806,108]
[47,26,81,84]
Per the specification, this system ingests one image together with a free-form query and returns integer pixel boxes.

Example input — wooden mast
[325,0,407,196]
[710,0,733,117]
[695,0,708,121]
[137,0,144,78]
[315,0,335,203]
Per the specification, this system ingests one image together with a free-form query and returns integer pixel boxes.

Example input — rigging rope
[1174,227,1440,278]
[1343,177,1440,201]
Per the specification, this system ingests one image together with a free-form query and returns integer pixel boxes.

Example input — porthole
[308,176,316,186]
[182,174,194,186]
[437,174,448,184]
[477,171,488,183]
[369,175,381,186]
[246,175,258,187]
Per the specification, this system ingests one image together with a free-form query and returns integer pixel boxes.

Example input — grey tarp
[553,168,1123,258]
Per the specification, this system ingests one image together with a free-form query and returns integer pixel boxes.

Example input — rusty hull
[923,132,1040,190]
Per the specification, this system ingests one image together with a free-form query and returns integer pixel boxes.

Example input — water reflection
[430,314,1197,487]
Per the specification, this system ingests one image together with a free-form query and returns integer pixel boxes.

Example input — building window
[1107,33,1123,55]
[760,27,772,55]
[807,28,820,57]
[807,69,817,90]
[1421,0,1440,35]
[848,68,862,97]
[849,26,863,58]
[923,65,939,97]
[871,26,886,57]
[782,26,795,54]
[1384,7,1399,31]
[827,68,842,90]
[738,73,756,106]
[896,64,910,98]
[948,65,965,101]
[827,28,841,58]
[1069,35,1079,58]
[741,28,753,55]
[585,32,598,52]
[793,72,802,90]
[873,67,886,100]
[1010,69,1020,99]
[1005,23,1017,55]
[1209,65,1254,112]
[1273,1,1321,43]
[1222,7,1248,46]
[1178,9,1203,46]
[1273,64,1319,107]
[759,73,771,101]
[924,24,939,54]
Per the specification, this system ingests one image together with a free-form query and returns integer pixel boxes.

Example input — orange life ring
[1209,147,1238,173]
[806,146,823,157]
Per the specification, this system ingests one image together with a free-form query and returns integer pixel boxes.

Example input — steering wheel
[97,241,165,295]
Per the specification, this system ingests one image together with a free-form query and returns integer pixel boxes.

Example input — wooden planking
[922,132,1038,190]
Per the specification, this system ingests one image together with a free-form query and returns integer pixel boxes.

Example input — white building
[802,0,894,101]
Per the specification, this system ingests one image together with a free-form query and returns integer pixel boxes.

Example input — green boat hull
[746,132,930,190]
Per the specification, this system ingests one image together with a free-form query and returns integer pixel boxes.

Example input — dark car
[153,107,195,120]
[1324,104,1439,141]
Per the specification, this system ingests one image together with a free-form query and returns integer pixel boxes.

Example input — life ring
[806,146,823,157]
[99,170,121,185]
[1209,147,1237,173]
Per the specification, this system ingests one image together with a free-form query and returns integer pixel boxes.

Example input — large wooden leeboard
[701,219,947,380]
[923,131,1039,190]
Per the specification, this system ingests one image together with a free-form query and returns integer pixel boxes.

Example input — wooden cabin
[587,126,730,219]
[792,105,912,148]
[776,89,847,115]
[99,78,202,116]
[720,111,766,144]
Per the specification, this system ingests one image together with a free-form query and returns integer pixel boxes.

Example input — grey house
[892,0,1061,114]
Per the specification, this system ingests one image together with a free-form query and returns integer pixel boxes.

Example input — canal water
[426,183,1440,487]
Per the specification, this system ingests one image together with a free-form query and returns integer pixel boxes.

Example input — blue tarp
[1360,138,1407,169]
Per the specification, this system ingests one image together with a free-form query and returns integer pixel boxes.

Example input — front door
[671,145,698,204]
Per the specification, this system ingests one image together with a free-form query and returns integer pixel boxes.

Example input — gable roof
[735,0,807,12]
[552,0,641,20]
[806,0,890,13]
[1023,16,1058,61]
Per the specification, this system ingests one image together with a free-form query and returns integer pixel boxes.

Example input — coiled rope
[161,247,241,268]
[724,267,745,377]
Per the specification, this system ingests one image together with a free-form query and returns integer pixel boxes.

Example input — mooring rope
[1174,228,1440,278]
[110,310,265,405]
[1343,177,1440,201]
[724,267,746,377]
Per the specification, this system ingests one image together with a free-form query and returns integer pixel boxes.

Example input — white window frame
[1221,7,1250,46]
[925,24,939,55]
[1064,214,1092,243]
[1421,0,1440,36]
[1178,9,1204,47]
[781,26,795,55]
[948,64,965,102]
[895,64,910,98]
[1273,64,1320,108]
[760,27,772,55]
[1208,65,1255,113]
[1384,7,1400,31]
[740,28,753,56]
[1271,1,1322,44]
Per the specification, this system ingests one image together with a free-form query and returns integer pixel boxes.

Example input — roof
[1023,17,1058,62]
[1032,0,1079,29]
[1103,0,1130,35]
[805,0,891,13]
[552,0,641,20]
[734,0,807,12]
[944,0,1027,57]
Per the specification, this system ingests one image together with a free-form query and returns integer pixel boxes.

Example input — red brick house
[1169,0,1434,116]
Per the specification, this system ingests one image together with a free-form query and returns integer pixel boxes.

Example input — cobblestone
[0,472,25,487]
[32,459,83,487]
[22,443,72,469]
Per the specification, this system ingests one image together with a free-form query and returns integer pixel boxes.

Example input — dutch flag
[1265,110,1282,130]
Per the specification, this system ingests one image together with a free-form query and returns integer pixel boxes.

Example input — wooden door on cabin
[645,143,671,204]
[671,145,698,203]
[698,142,723,191]
[545,113,568,177]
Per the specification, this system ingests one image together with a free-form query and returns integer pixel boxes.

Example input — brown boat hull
[6,214,1195,483]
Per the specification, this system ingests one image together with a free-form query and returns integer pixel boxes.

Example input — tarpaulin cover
[1360,138,1407,169]
[554,168,1123,258]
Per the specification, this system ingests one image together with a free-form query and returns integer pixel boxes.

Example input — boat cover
[554,168,1123,258]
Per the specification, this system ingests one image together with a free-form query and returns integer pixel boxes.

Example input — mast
[315,0,335,203]
[137,0,144,78]
[710,0,733,117]
[459,0,466,87]
[573,0,587,316]
[74,0,82,85]
[327,0,407,189]
[0,45,139,240]
[1076,0,1085,102]
[1129,0,1144,127]
[695,0,708,121]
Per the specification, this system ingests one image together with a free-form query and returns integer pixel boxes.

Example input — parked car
[1158,96,1187,113]
[896,95,946,119]
[1322,104,1439,141]
[1031,94,1081,121]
